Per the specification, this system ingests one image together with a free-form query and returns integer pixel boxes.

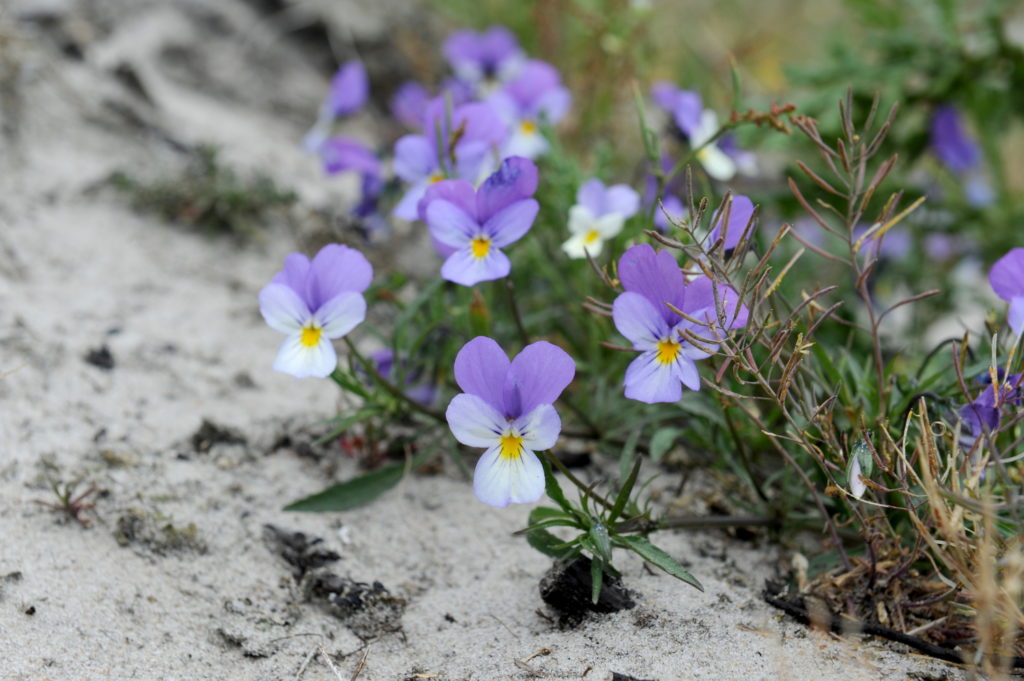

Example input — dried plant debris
[108,145,296,238]
[261,524,340,579]
[763,580,1024,669]
[262,525,405,639]
[83,345,115,370]
[113,507,207,556]
[539,556,636,627]
[191,419,247,454]
[611,674,656,681]
[303,572,406,639]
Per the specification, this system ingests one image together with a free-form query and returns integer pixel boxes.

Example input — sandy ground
[0,1,965,679]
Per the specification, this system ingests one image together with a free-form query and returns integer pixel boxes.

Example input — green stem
[543,450,614,511]
[341,336,447,424]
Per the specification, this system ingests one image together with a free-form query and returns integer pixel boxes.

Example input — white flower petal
[514,404,561,451]
[315,292,366,339]
[697,144,736,181]
[594,213,626,238]
[272,332,337,379]
[259,283,309,334]
[562,232,598,259]
[473,445,545,507]
[567,205,595,235]
[446,394,506,448]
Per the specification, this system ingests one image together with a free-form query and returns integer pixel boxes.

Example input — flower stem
[341,336,447,424]
[543,450,614,511]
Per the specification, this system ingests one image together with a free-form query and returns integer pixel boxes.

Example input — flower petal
[392,135,436,183]
[709,194,755,251]
[603,185,639,219]
[473,445,544,507]
[314,291,366,339]
[271,253,311,291]
[577,178,606,216]
[418,178,477,223]
[392,180,429,221]
[612,291,669,347]
[259,283,310,333]
[617,244,687,324]
[441,246,510,286]
[454,336,511,411]
[683,276,748,329]
[593,213,625,238]
[561,232,601,259]
[307,244,373,309]
[697,144,736,181]
[446,393,506,447]
[484,198,538,247]
[989,248,1024,302]
[623,352,682,404]
[476,156,538,222]
[272,332,337,379]
[505,341,575,416]
[567,205,594,235]
[1010,296,1024,336]
[514,403,561,451]
[426,199,479,248]
[671,355,702,391]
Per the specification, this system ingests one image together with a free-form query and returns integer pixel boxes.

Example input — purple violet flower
[317,137,381,177]
[424,157,539,286]
[959,373,1023,447]
[303,60,369,151]
[390,81,431,129]
[446,336,575,507]
[487,59,571,159]
[258,245,373,379]
[707,194,755,251]
[989,248,1024,335]
[443,26,525,92]
[650,82,739,181]
[391,100,507,220]
[562,178,639,258]
[368,349,437,406]
[931,105,979,174]
[612,244,748,403]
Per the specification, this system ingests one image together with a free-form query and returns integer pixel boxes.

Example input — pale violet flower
[989,247,1024,336]
[446,336,575,507]
[487,60,571,160]
[562,178,639,258]
[651,82,744,181]
[258,245,372,378]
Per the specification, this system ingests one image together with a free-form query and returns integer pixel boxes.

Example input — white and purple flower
[488,59,571,159]
[651,82,750,181]
[443,26,525,94]
[258,245,373,379]
[303,60,369,152]
[423,156,539,286]
[446,336,575,507]
[989,248,1024,336]
[391,100,508,220]
[561,178,639,258]
[612,244,747,403]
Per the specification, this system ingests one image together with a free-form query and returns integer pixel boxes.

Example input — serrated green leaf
[649,427,681,462]
[284,463,404,512]
[619,535,703,591]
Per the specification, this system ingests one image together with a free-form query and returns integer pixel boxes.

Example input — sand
[0,1,963,679]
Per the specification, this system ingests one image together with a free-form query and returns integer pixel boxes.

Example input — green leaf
[618,535,703,591]
[314,408,377,446]
[526,528,576,560]
[608,455,641,525]
[589,520,612,564]
[590,557,604,604]
[618,427,641,483]
[284,463,404,512]
[542,456,573,513]
[649,427,681,462]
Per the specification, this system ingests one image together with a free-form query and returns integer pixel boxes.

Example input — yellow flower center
[655,338,681,365]
[499,432,524,460]
[520,119,537,134]
[300,325,322,347]
[471,235,491,259]
[428,171,444,184]
[584,229,600,245]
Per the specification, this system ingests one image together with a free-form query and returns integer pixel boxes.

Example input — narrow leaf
[619,535,704,591]
[285,463,404,512]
